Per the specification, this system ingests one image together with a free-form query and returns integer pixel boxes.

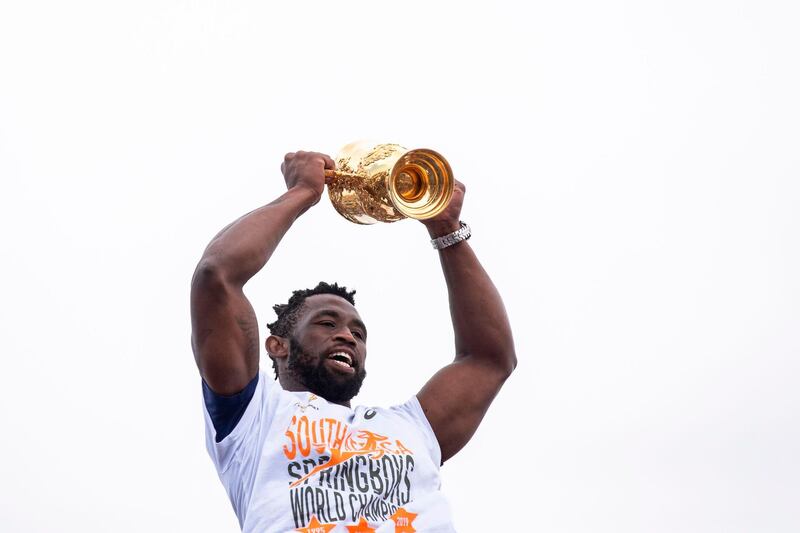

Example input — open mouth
[327,351,355,372]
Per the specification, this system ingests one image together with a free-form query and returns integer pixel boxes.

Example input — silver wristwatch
[430,221,471,250]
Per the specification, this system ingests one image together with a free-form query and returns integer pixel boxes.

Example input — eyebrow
[311,309,368,336]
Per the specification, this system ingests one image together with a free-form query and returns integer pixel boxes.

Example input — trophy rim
[388,148,455,221]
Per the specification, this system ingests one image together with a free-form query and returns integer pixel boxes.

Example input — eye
[353,330,365,340]
[319,321,336,328]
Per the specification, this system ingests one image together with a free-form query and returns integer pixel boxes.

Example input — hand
[421,179,466,238]
[281,151,336,208]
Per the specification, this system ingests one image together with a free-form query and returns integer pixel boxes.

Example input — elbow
[192,259,219,286]
[494,336,518,378]
[193,248,257,288]
[494,338,518,378]
[484,349,517,384]
[502,349,518,379]
[462,346,517,380]
[191,258,234,292]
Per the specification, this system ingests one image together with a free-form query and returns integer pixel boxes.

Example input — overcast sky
[1,1,798,532]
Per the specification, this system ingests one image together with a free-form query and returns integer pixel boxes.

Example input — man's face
[285,294,368,404]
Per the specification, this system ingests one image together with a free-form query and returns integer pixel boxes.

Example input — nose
[333,328,357,347]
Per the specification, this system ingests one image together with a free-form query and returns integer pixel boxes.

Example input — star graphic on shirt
[295,515,336,533]
[345,517,376,532]
[390,508,418,532]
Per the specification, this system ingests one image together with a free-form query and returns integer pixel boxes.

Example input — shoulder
[351,398,441,459]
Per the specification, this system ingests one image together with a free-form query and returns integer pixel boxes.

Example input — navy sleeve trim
[202,373,259,443]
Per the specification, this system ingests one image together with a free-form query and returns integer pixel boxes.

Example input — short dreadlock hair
[266,281,357,378]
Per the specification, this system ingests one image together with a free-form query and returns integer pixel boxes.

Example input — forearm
[430,227,516,374]
[197,187,316,286]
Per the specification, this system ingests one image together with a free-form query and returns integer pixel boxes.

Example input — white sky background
[1,0,798,531]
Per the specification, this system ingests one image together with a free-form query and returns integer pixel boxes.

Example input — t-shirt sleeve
[202,372,259,443]
[202,368,272,476]
[390,396,443,468]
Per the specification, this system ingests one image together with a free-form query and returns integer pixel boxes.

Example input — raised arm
[416,181,517,463]
[190,151,334,395]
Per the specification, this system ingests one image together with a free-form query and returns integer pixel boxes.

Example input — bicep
[417,357,510,463]
[191,263,260,395]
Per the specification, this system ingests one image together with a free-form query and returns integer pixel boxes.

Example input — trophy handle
[324,169,362,183]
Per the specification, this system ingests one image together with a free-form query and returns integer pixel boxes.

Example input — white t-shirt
[202,369,456,532]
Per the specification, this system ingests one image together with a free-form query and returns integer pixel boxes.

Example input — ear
[266,335,289,360]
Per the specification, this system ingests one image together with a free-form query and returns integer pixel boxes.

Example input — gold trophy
[323,141,455,224]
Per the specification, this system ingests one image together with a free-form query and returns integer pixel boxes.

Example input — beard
[286,336,366,404]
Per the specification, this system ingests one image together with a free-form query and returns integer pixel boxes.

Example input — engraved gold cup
[323,141,454,224]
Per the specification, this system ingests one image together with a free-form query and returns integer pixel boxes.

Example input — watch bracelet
[430,221,471,250]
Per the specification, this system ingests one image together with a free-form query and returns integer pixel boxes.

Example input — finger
[322,154,336,170]
[304,151,334,169]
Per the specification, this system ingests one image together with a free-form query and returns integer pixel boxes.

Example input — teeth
[329,351,353,366]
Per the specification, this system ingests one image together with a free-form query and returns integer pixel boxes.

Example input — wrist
[423,219,461,239]
[429,221,471,250]
[286,185,322,210]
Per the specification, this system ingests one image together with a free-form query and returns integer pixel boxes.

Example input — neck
[278,376,352,407]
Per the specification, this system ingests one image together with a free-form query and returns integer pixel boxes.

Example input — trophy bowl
[324,141,454,225]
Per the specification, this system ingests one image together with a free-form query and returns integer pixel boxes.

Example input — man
[191,151,516,532]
